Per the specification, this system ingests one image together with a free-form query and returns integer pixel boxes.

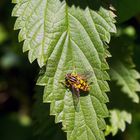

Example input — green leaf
[12,0,116,140]
[105,110,132,136]
[110,60,140,103]
[109,28,140,103]
[113,0,140,23]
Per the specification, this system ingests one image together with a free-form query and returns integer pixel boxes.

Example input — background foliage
[0,0,140,140]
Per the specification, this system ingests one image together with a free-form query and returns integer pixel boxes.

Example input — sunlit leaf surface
[105,110,132,136]
[12,0,116,139]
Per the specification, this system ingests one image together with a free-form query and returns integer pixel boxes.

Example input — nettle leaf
[110,60,140,103]
[12,0,116,140]
[105,110,132,136]
[109,26,140,103]
[113,0,140,23]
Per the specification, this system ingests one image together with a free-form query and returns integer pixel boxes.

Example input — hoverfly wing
[78,71,93,81]
[83,71,93,79]
[71,85,80,112]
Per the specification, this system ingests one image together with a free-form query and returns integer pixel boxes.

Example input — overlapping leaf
[109,29,140,103]
[110,60,140,103]
[12,0,116,140]
[105,110,132,136]
[113,0,140,23]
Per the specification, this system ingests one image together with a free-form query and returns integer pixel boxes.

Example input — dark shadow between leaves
[32,86,66,140]
[107,81,140,113]
[60,0,112,11]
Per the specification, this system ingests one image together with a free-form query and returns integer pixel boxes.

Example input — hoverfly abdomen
[65,73,90,93]
[64,70,91,111]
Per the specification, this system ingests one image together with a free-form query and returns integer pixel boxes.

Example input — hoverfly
[64,70,92,111]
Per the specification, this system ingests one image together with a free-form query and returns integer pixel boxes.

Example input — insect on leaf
[12,0,116,140]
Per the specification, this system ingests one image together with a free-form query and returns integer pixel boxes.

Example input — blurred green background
[0,0,140,140]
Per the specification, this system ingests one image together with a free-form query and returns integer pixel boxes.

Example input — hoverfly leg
[60,81,70,88]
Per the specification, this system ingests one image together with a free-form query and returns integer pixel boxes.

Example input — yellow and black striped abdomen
[65,73,90,92]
